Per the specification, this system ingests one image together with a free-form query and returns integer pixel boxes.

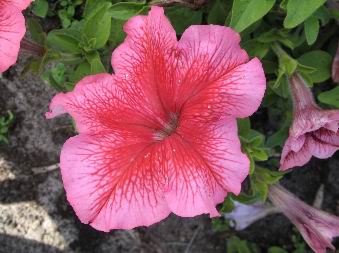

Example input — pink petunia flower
[332,42,339,82]
[0,0,32,73]
[269,184,339,253]
[46,7,266,231]
[280,73,339,171]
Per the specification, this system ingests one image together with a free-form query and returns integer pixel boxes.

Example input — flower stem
[20,37,45,57]
[289,73,318,111]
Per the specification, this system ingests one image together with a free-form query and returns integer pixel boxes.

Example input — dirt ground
[1,57,339,253]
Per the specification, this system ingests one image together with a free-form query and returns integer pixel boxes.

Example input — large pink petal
[111,6,177,74]
[164,118,249,217]
[176,25,266,120]
[60,133,171,231]
[111,6,178,122]
[46,73,163,135]
[0,5,25,73]
[0,0,32,10]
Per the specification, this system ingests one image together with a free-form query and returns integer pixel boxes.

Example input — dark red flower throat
[154,112,180,141]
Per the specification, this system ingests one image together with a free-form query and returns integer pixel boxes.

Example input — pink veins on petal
[46,7,266,231]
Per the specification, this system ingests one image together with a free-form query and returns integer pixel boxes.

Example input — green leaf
[318,86,339,108]
[58,9,72,28]
[110,1,147,21]
[256,29,304,50]
[47,29,82,54]
[83,2,112,49]
[269,77,290,98]
[50,63,66,85]
[263,60,278,74]
[255,167,283,185]
[246,167,283,202]
[207,0,231,25]
[330,9,339,20]
[109,18,126,48]
[248,155,255,175]
[304,16,319,45]
[252,178,268,201]
[227,236,252,253]
[237,118,251,137]
[0,111,14,144]
[229,0,275,33]
[22,49,58,76]
[283,0,326,28]
[242,40,269,59]
[83,0,109,17]
[72,61,92,83]
[85,51,106,74]
[27,18,46,45]
[32,0,49,18]
[271,44,300,88]
[43,61,76,92]
[274,46,298,77]
[165,6,203,34]
[280,0,288,10]
[239,124,268,175]
[212,218,231,233]
[298,50,332,83]
[251,149,268,161]
[314,6,330,26]
[268,247,288,253]
[67,6,75,17]
[266,113,291,148]
[220,195,236,213]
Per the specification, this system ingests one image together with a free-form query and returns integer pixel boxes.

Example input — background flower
[0,0,32,73]
[224,201,279,231]
[280,73,339,170]
[269,184,339,253]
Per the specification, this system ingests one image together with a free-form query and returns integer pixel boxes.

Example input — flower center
[154,112,179,141]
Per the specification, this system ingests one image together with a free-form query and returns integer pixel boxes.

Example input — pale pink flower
[269,184,339,253]
[224,201,279,230]
[46,7,266,231]
[332,42,339,82]
[0,0,32,73]
[280,73,339,171]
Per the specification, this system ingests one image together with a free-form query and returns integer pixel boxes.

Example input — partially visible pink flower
[0,0,32,73]
[46,7,266,231]
[0,0,32,10]
[269,184,339,253]
[280,73,339,171]
[332,42,339,82]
